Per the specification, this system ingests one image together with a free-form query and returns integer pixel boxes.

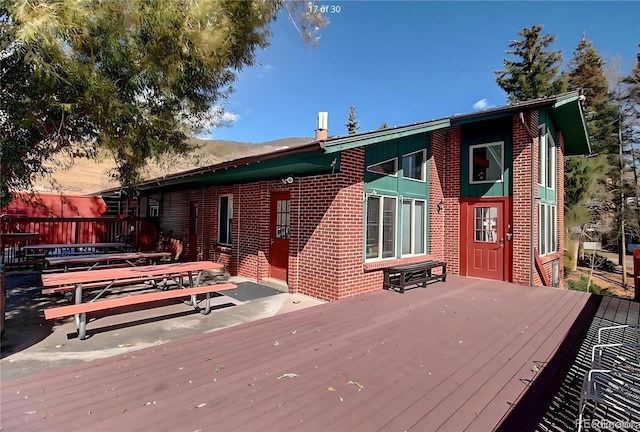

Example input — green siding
[363,133,430,258]
[537,110,557,203]
[460,117,513,197]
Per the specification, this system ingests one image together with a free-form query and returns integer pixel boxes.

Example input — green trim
[324,119,449,153]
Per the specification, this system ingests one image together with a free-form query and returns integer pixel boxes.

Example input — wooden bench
[44,283,237,340]
[382,260,447,293]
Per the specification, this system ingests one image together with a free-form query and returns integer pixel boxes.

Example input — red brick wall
[429,130,446,260]
[443,126,461,275]
[512,112,538,285]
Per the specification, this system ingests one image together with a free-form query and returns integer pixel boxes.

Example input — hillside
[35,137,313,194]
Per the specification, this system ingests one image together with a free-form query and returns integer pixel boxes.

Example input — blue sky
[204,1,640,143]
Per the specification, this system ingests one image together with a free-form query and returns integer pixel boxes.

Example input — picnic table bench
[20,242,130,266]
[44,251,171,273]
[41,261,235,340]
[382,260,447,293]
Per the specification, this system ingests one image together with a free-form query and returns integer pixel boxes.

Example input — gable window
[401,199,426,255]
[538,202,557,255]
[367,158,398,176]
[538,125,556,189]
[149,204,159,217]
[402,150,426,181]
[470,142,503,183]
[218,195,233,245]
[366,195,396,259]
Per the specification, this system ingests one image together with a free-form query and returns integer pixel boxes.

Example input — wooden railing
[1,216,158,268]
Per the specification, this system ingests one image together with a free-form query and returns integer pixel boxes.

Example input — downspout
[297,178,301,293]
[519,112,537,286]
[237,184,241,279]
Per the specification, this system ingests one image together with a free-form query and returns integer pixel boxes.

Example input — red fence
[1,216,158,267]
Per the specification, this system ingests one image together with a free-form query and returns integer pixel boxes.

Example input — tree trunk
[569,236,581,272]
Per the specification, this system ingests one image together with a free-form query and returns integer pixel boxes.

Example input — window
[366,195,396,259]
[218,195,233,245]
[470,142,503,183]
[538,125,556,189]
[275,199,291,239]
[149,205,159,217]
[402,150,426,181]
[474,206,498,242]
[402,199,426,255]
[367,158,398,176]
[538,202,557,255]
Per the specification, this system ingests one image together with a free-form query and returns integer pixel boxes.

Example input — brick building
[104,92,589,301]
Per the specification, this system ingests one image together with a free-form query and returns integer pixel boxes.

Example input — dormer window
[470,142,504,183]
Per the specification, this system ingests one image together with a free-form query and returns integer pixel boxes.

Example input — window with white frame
[218,195,233,245]
[470,142,503,183]
[367,158,398,176]
[149,205,159,217]
[366,195,396,259]
[538,202,557,255]
[401,199,426,255]
[402,150,426,181]
[538,125,556,189]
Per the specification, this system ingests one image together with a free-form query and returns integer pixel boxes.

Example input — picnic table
[45,251,172,272]
[41,261,235,340]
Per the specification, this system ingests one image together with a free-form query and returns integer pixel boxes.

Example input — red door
[269,191,291,281]
[188,201,199,261]
[463,199,508,281]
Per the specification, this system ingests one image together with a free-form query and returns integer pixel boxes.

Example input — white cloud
[256,64,274,79]
[472,98,495,110]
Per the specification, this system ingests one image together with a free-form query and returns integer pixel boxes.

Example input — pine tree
[564,35,620,270]
[568,36,618,156]
[495,25,567,102]
[345,105,360,135]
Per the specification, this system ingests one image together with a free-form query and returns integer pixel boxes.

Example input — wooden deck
[0,276,600,431]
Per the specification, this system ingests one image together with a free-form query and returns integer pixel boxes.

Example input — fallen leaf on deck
[204,357,212,361]
[347,380,364,390]
[196,403,206,408]
[117,343,134,348]
[531,364,540,373]
[55,344,65,348]
[215,364,225,372]
[274,341,279,346]
[292,330,297,335]
[278,373,299,380]
[41,346,50,350]
[326,386,336,392]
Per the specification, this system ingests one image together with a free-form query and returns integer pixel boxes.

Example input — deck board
[0,276,604,432]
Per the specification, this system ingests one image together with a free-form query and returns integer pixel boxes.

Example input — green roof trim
[550,94,591,155]
[323,118,450,153]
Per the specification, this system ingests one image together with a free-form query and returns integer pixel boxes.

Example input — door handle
[506,233,512,241]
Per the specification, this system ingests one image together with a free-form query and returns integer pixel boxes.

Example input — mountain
[34,137,314,194]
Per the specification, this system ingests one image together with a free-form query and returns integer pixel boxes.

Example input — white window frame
[469,141,504,184]
[538,202,557,256]
[402,149,426,182]
[401,198,427,256]
[218,194,233,245]
[366,157,398,177]
[538,125,556,190]
[149,204,159,217]
[365,194,397,261]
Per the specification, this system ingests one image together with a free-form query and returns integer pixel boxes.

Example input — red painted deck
[0,276,596,431]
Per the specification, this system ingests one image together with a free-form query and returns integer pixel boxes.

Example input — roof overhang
[549,93,591,155]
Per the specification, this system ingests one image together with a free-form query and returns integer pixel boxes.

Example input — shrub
[567,275,608,295]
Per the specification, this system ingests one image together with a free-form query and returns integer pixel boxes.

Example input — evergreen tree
[0,1,328,204]
[568,36,618,156]
[495,25,567,102]
[564,35,620,269]
[345,105,360,135]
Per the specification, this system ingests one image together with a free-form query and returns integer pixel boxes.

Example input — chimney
[315,111,328,140]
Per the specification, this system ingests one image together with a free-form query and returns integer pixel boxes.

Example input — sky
[202,1,640,143]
